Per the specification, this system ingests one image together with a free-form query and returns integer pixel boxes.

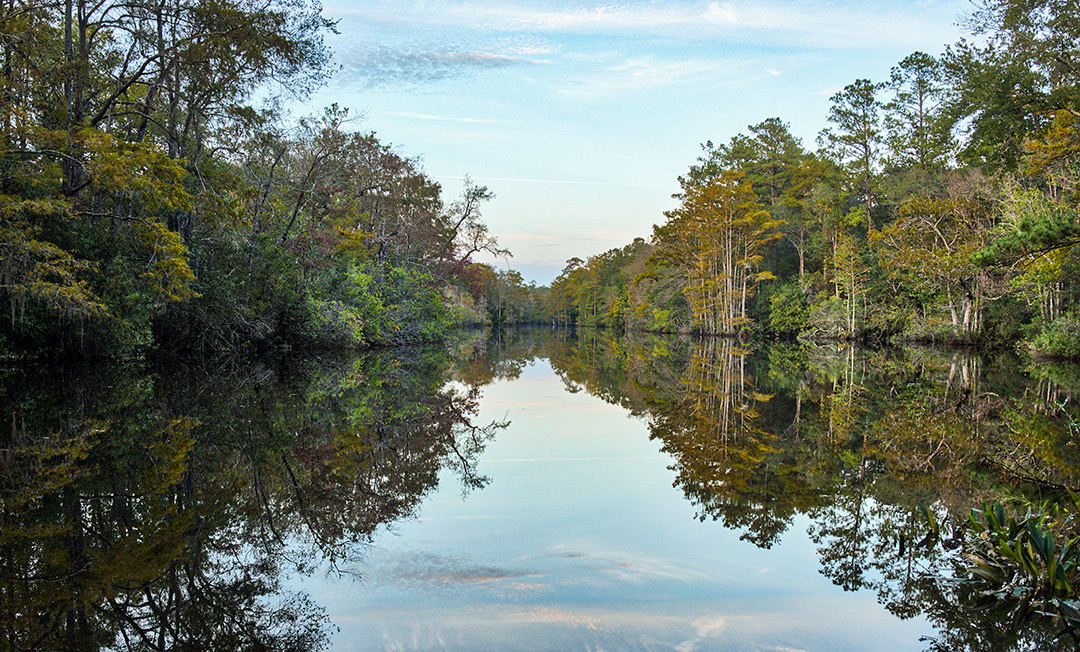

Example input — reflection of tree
[548,334,817,549]
[648,340,801,549]
[543,329,1080,650]
[808,346,873,590]
[452,328,546,386]
[0,347,501,650]
[546,329,688,418]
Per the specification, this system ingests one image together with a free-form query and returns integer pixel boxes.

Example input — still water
[2,328,1079,651]
[305,357,930,652]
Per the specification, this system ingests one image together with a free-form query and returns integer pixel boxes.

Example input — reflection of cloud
[676,613,731,651]
[367,547,546,598]
[336,45,525,89]
[693,613,729,637]
[362,602,770,652]
[363,603,697,651]
[384,549,523,584]
[548,544,711,583]
[352,577,901,652]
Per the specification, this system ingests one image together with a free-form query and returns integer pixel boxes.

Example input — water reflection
[0,346,501,650]
[3,330,1080,651]
[540,330,1080,651]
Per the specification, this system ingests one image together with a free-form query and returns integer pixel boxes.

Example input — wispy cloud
[328,1,966,50]
[335,44,526,89]
[331,2,701,33]
[702,2,739,25]
[549,52,787,101]
[492,34,562,56]
[388,111,504,123]
[601,55,739,90]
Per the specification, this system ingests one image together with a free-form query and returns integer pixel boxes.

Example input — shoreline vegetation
[1,0,1079,362]
[0,0,509,360]
[540,3,1080,360]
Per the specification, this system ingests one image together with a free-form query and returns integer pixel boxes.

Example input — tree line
[0,0,511,358]
[547,0,1080,358]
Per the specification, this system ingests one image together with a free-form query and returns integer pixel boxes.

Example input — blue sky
[308,0,973,285]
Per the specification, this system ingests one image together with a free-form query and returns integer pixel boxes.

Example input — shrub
[805,295,848,339]
[1027,311,1080,359]
[766,280,809,335]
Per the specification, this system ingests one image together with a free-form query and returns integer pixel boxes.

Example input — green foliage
[306,298,369,348]
[818,78,884,218]
[884,51,956,171]
[544,1,1080,358]
[548,238,662,331]
[806,295,848,339]
[919,495,1080,640]
[486,268,546,326]
[293,263,455,348]
[1027,311,1080,359]
[975,187,1080,266]
[944,0,1080,170]
[0,0,502,358]
[766,279,810,335]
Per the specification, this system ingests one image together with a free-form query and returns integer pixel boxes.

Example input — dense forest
[4,0,1079,360]
[0,0,517,358]
[546,0,1080,358]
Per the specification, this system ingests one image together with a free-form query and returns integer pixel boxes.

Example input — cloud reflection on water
[351,601,861,652]
[363,547,546,598]
[316,357,934,651]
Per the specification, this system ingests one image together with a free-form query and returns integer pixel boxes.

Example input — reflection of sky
[295,359,931,651]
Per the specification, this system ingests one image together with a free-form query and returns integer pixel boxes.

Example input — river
[2,328,1078,651]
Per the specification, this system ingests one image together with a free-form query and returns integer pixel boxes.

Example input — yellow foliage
[660,169,784,333]
[79,128,194,213]
[335,225,372,256]
[137,220,199,302]
[1025,110,1080,185]
[137,418,198,490]
[0,195,109,321]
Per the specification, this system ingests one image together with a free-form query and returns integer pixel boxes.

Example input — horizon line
[435,175,671,189]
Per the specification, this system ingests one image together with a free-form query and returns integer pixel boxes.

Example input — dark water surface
[3,329,1079,651]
